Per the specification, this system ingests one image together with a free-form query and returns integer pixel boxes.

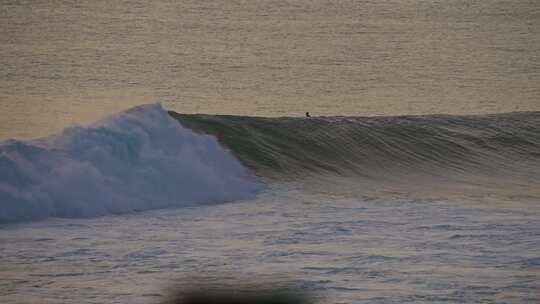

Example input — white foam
[0,104,260,223]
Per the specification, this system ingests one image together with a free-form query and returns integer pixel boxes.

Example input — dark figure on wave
[305,112,311,117]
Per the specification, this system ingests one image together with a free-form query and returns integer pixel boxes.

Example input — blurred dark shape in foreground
[161,277,313,304]
[165,289,309,304]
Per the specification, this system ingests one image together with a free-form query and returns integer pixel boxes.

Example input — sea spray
[0,104,260,223]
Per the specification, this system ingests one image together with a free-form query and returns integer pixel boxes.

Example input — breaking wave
[170,111,540,200]
[170,111,540,176]
[0,104,260,224]
[2,105,539,224]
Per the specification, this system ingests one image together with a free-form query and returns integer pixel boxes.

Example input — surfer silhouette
[305,112,311,117]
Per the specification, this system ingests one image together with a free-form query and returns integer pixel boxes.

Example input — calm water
[1,0,540,140]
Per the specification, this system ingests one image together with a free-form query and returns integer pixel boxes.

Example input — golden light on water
[1,0,540,140]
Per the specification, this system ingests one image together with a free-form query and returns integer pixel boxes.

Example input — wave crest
[170,111,540,201]
[0,104,260,224]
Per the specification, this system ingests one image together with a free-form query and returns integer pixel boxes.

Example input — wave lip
[0,103,260,224]
[170,111,540,201]
[171,111,540,176]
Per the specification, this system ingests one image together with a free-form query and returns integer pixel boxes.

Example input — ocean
[1,0,540,303]
[1,0,540,140]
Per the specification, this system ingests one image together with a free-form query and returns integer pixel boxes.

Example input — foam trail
[0,104,260,224]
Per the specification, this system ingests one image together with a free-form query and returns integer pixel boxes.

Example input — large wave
[0,104,260,224]
[3,107,538,224]
[170,111,540,201]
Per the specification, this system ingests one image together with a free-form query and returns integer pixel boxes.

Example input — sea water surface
[1,184,539,303]
[1,0,540,140]
[1,104,539,303]
[1,0,540,303]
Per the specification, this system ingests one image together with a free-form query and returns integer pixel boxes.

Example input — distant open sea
[1,1,539,303]
[1,0,540,140]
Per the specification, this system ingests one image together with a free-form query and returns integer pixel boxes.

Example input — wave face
[170,111,540,200]
[0,104,259,224]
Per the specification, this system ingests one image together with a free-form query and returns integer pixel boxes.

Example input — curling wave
[170,112,540,176]
[0,104,259,224]
[170,111,540,200]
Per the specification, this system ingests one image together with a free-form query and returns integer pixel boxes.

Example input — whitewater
[1,105,539,303]
[0,104,259,223]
